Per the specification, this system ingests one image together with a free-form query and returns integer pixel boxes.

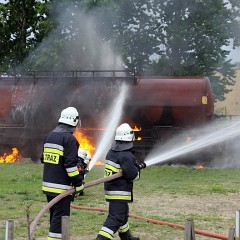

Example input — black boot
[119,229,140,240]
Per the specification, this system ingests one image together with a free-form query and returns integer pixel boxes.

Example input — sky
[227,47,240,63]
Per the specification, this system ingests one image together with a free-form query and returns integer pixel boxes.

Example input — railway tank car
[0,71,215,164]
[123,76,215,164]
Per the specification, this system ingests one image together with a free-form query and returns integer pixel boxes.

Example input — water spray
[88,82,129,171]
[144,119,240,167]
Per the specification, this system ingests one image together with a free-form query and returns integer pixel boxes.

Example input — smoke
[88,82,129,171]
[7,3,126,161]
[22,3,123,71]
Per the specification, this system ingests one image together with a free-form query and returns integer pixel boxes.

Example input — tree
[0,0,51,73]
[1,0,240,101]
[111,0,162,72]
[22,0,122,71]
[112,0,240,101]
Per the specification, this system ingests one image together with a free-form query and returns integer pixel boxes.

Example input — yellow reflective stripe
[68,170,79,177]
[42,186,67,194]
[48,237,60,240]
[43,153,59,164]
[119,225,129,233]
[99,230,114,239]
[104,169,113,177]
[105,164,122,173]
[105,195,131,201]
[44,147,63,156]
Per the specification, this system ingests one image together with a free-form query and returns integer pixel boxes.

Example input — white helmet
[84,153,91,165]
[115,123,135,142]
[58,107,80,127]
[78,148,87,160]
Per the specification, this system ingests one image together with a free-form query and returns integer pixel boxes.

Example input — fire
[74,129,105,167]
[74,128,95,155]
[132,125,141,131]
[0,148,20,163]
[132,125,142,140]
[196,165,205,169]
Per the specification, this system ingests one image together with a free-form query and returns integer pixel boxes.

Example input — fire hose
[70,205,228,240]
[30,163,228,240]
[29,172,123,240]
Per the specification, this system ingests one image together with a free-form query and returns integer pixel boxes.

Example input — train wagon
[0,71,215,164]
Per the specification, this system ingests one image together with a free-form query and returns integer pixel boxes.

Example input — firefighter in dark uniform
[41,107,84,240]
[96,123,141,240]
[77,148,88,196]
[77,148,88,176]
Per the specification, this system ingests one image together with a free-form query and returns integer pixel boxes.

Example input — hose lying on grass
[29,172,123,240]
[71,205,228,240]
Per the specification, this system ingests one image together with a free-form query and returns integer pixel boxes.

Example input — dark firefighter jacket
[41,124,83,196]
[104,141,139,202]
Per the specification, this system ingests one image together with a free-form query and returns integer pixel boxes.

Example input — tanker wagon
[125,76,215,165]
[0,71,215,165]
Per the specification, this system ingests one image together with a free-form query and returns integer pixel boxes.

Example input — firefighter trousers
[47,195,72,240]
[96,201,132,240]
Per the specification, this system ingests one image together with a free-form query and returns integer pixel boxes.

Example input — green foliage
[112,0,160,71]
[112,0,240,101]
[0,0,51,73]
[210,60,236,101]
[1,0,240,100]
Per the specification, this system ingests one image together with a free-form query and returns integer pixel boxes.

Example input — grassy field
[0,161,240,240]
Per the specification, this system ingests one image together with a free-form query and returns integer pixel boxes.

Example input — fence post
[236,210,240,240]
[62,216,70,240]
[228,227,235,240]
[5,220,14,240]
[184,219,196,240]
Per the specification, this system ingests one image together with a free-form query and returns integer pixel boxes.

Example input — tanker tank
[0,71,216,164]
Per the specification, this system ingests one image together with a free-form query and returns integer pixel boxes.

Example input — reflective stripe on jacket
[104,148,139,202]
[41,126,83,196]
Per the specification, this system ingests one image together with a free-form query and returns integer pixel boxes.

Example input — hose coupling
[138,162,146,169]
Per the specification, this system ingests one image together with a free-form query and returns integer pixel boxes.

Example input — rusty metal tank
[125,76,214,127]
[0,72,215,163]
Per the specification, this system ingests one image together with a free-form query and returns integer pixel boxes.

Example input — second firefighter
[96,123,141,240]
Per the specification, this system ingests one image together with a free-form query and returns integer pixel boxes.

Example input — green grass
[0,162,239,239]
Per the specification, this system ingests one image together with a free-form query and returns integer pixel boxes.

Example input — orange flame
[74,128,95,155]
[196,165,205,169]
[132,125,142,140]
[133,125,141,131]
[0,148,20,163]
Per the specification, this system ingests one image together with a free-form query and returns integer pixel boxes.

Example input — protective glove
[133,162,146,181]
